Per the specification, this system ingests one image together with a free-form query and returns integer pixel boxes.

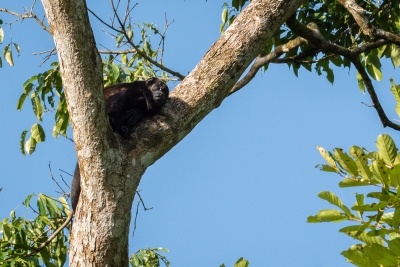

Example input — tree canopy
[2,0,400,266]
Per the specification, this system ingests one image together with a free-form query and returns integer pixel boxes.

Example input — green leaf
[234,257,249,267]
[24,194,34,208]
[351,201,387,211]
[363,243,398,266]
[371,159,390,187]
[390,78,400,117]
[376,134,397,166]
[366,63,382,81]
[13,43,20,54]
[390,165,400,187]
[19,130,28,156]
[32,96,43,120]
[341,245,379,267]
[388,238,400,256]
[0,27,4,44]
[307,209,347,223]
[31,123,45,143]
[232,0,239,10]
[121,54,127,65]
[316,146,340,173]
[2,43,9,56]
[220,8,228,33]
[318,191,352,217]
[356,71,365,93]
[390,44,400,68]
[16,83,33,111]
[37,194,47,216]
[25,137,37,155]
[116,34,124,47]
[339,177,370,187]
[333,148,358,177]
[340,228,383,245]
[393,206,400,230]
[315,164,337,172]
[350,146,372,181]
[5,48,13,66]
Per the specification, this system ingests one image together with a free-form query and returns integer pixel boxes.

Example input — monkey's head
[146,77,169,106]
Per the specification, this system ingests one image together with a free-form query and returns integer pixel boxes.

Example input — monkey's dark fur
[70,78,169,212]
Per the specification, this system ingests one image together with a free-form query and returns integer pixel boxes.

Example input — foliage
[0,193,171,267]
[312,133,400,266]
[220,257,250,267]
[220,0,400,85]
[130,247,170,267]
[0,194,70,267]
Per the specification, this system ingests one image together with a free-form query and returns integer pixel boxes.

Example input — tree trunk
[41,0,304,266]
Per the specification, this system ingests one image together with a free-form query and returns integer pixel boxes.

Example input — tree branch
[0,8,50,33]
[286,16,400,131]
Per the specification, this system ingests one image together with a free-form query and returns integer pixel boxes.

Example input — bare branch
[110,0,185,80]
[0,8,50,33]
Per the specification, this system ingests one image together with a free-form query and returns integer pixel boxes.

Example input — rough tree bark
[41,0,304,266]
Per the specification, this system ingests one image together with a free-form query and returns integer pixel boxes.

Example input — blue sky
[1,1,400,266]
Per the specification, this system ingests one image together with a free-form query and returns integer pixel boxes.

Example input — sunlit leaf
[318,191,352,217]
[5,48,13,66]
[13,42,20,54]
[356,71,365,93]
[333,148,358,177]
[31,123,45,143]
[388,238,400,256]
[338,178,370,187]
[391,44,400,68]
[19,130,28,156]
[24,136,36,155]
[350,146,372,181]
[234,257,249,267]
[0,27,4,44]
[390,78,400,117]
[363,243,397,266]
[376,134,397,166]
[307,209,347,223]
[351,201,387,211]
[316,146,340,173]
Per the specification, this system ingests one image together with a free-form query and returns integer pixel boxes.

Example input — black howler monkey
[70,77,169,212]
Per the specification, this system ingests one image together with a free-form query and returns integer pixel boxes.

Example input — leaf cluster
[0,194,70,267]
[130,247,170,267]
[313,134,400,266]
[221,0,400,85]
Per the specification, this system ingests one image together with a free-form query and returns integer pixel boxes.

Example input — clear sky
[1,1,399,266]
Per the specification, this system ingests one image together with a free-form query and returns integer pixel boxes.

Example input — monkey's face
[146,77,169,106]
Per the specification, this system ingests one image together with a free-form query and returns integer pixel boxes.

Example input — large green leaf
[318,191,352,216]
[390,78,400,117]
[350,146,372,181]
[333,148,358,177]
[390,44,400,68]
[376,134,397,166]
[307,209,347,223]
[363,243,398,266]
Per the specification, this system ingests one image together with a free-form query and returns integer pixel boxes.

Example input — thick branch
[336,0,375,38]
[286,16,400,131]
[351,58,400,130]
[126,0,306,168]
[230,22,320,94]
